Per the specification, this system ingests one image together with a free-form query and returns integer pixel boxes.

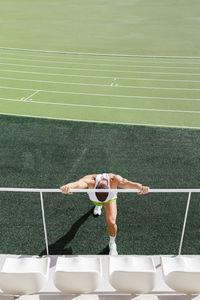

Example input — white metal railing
[1,188,200,193]
[0,188,200,255]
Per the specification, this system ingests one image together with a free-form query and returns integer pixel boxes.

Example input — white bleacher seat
[161,256,200,294]
[0,257,50,295]
[54,256,102,294]
[109,256,156,294]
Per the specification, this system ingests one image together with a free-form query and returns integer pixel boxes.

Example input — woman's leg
[104,200,117,236]
[104,201,118,255]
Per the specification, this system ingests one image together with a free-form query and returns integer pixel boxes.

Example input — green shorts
[93,198,117,206]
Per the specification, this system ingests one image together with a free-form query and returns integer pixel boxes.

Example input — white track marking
[1,97,200,114]
[0,112,199,130]
[1,62,200,76]
[0,86,200,102]
[1,56,200,70]
[0,46,200,59]
[1,68,200,83]
[1,51,200,65]
[23,90,40,101]
[1,76,200,91]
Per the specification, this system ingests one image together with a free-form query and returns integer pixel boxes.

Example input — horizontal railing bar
[0,188,61,193]
[68,189,200,193]
[0,188,200,193]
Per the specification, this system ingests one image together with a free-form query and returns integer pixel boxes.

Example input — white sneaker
[93,205,102,216]
[109,242,118,255]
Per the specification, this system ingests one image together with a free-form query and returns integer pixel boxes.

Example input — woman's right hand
[60,184,73,194]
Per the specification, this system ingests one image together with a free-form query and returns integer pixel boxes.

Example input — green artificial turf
[0,114,200,255]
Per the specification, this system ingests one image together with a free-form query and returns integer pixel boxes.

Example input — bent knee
[106,217,116,227]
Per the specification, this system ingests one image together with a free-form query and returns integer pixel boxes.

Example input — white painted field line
[1,68,200,83]
[0,68,114,80]
[0,76,109,88]
[1,85,200,102]
[1,56,200,70]
[1,51,200,65]
[1,62,200,76]
[1,46,200,59]
[1,76,200,91]
[23,90,40,101]
[1,97,200,114]
[1,112,200,130]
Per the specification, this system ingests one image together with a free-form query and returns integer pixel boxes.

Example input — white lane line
[23,90,40,101]
[1,56,200,70]
[1,68,200,83]
[0,112,199,130]
[0,68,114,79]
[0,86,200,102]
[1,51,200,65]
[1,46,200,59]
[0,76,111,88]
[1,97,200,114]
[1,62,200,76]
[1,76,200,91]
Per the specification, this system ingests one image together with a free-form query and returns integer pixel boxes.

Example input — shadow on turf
[98,245,109,255]
[39,207,94,256]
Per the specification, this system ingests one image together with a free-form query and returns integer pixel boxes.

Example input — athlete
[60,173,149,255]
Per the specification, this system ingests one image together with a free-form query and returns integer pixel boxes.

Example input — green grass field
[0,115,200,255]
[0,0,200,255]
[1,0,200,56]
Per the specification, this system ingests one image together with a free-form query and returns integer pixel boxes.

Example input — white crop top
[87,173,117,203]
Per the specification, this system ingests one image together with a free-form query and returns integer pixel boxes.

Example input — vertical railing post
[40,191,49,255]
[178,192,192,255]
